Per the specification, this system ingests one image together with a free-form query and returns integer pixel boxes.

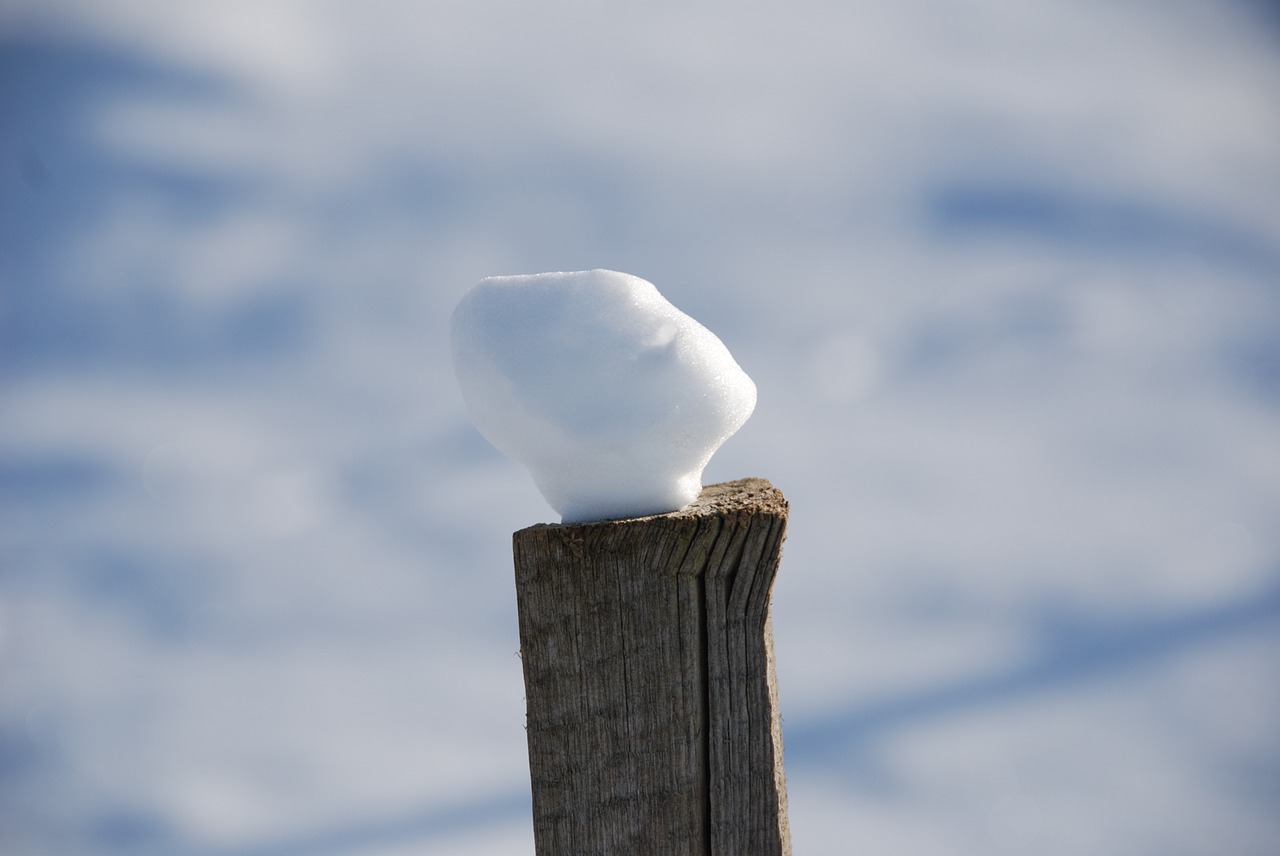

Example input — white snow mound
[451,269,757,523]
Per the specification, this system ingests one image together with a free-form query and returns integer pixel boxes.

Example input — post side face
[514,515,712,855]
[513,478,791,856]
[702,507,791,856]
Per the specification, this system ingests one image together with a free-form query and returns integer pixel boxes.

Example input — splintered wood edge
[516,478,787,536]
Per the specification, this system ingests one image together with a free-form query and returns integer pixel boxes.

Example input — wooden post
[512,477,791,856]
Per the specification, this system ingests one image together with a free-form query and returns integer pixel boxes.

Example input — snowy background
[2,1,1279,854]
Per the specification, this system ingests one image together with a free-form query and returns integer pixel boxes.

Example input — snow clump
[451,269,756,523]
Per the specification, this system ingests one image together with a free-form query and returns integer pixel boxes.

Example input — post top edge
[515,477,786,535]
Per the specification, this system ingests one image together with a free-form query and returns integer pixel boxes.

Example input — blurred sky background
[2,1,1279,854]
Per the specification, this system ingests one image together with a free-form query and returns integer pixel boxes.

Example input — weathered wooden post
[512,477,791,856]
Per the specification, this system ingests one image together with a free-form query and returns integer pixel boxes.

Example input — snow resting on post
[450,269,756,524]
[450,270,790,856]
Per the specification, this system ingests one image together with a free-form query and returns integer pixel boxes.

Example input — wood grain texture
[513,478,791,856]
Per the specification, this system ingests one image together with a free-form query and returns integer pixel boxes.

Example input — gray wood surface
[512,477,791,856]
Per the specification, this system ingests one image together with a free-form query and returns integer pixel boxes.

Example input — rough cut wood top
[517,477,787,532]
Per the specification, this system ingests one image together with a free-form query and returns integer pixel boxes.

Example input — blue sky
[2,1,1279,854]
